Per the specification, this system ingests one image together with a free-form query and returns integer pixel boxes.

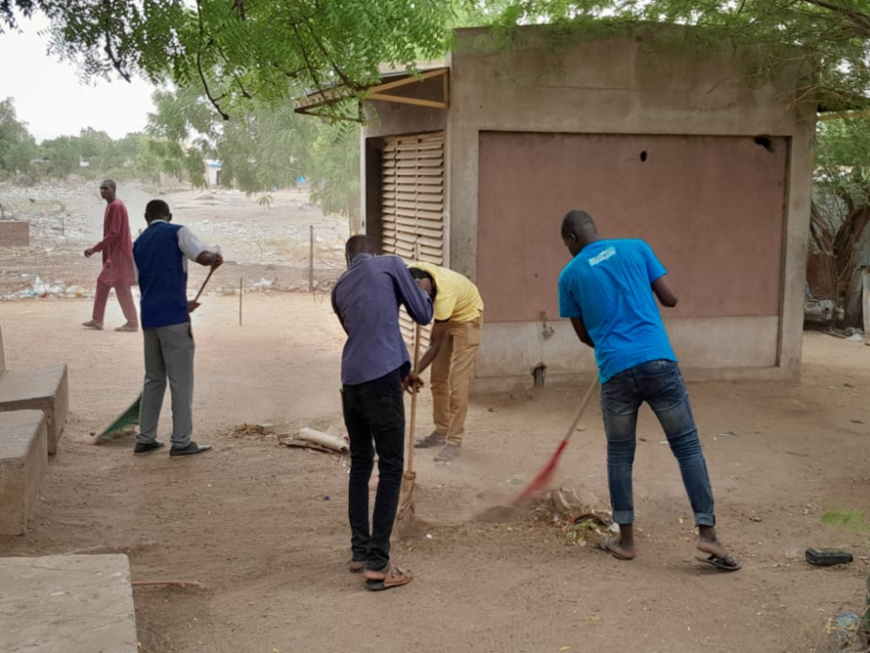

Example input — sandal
[596,536,634,561]
[696,554,741,572]
[115,324,139,332]
[363,563,413,591]
[349,560,366,573]
[82,320,103,330]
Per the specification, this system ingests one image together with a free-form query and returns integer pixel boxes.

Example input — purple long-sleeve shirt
[332,253,434,385]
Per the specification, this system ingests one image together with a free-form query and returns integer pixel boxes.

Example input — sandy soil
[0,293,869,652]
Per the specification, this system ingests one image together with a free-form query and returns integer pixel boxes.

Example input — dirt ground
[1,293,869,652]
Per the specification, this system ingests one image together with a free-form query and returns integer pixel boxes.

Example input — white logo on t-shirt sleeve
[588,247,616,267]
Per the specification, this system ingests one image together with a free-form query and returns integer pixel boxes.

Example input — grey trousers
[137,322,195,447]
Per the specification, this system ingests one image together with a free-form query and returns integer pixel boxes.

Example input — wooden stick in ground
[131,580,207,589]
[239,277,243,326]
[308,224,314,292]
[193,266,216,303]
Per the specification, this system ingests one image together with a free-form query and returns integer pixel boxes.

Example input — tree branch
[197,52,230,120]
[215,42,252,99]
[799,0,870,35]
[301,18,361,92]
[291,23,328,95]
[195,0,229,120]
[101,0,131,82]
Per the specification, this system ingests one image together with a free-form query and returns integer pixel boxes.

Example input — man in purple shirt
[331,235,433,590]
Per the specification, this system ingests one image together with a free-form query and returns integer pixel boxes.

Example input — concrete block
[0,364,69,455]
[0,554,138,653]
[0,220,29,247]
[0,410,47,535]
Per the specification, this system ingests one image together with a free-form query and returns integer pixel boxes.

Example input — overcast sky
[0,13,156,143]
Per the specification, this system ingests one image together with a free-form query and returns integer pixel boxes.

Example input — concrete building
[301,26,815,390]
[205,159,223,187]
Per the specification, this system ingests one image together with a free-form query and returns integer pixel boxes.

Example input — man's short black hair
[561,210,596,237]
[145,199,171,219]
[408,267,437,301]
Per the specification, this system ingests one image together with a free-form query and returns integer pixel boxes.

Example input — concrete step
[0,410,47,535]
[0,554,138,652]
[0,365,69,455]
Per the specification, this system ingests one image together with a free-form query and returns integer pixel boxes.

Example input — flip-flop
[596,536,634,561]
[696,554,742,572]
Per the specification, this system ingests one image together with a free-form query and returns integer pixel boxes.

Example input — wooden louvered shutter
[381,132,445,353]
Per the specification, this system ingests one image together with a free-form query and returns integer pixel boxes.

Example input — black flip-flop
[696,554,742,572]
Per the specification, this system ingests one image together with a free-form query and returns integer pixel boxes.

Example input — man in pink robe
[82,180,139,332]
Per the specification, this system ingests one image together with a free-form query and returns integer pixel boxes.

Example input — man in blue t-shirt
[132,200,222,458]
[558,210,739,572]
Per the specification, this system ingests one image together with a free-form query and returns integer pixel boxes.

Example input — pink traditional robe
[93,199,136,288]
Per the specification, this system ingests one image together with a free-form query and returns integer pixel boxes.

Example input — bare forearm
[196,250,221,267]
[570,317,594,349]
[416,347,438,374]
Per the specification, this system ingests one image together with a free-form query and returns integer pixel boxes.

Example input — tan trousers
[430,314,483,445]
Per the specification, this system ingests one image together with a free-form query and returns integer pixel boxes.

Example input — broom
[511,376,599,507]
[396,324,423,524]
[94,267,217,443]
[94,394,142,443]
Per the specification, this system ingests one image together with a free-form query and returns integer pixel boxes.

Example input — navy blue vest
[133,222,190,328]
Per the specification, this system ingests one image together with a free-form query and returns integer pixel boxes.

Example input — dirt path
[1,296,869,652]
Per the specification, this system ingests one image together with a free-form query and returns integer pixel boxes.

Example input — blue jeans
[601,359,715,527]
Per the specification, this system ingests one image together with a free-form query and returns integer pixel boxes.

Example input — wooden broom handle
[563,376,599,444]
[193,266,216,303]
[407,324,422,473]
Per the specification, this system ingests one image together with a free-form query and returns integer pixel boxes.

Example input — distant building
[205,160,222,187]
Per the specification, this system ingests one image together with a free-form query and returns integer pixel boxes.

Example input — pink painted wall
[477,132,789,322]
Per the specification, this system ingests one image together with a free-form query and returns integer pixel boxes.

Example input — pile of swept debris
[530,486,616,546]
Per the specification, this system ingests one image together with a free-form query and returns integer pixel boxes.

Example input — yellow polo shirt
[411,261,484,323]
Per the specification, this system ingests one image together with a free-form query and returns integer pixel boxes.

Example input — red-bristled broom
[512,377,599,507]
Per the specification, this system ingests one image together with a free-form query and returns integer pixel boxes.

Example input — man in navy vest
[132,199,222,457]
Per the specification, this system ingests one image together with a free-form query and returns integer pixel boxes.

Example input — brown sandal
[363,563,413,591]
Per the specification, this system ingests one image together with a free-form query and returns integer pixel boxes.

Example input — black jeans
[341,368,405,571]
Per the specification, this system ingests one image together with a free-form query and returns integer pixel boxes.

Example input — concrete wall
[444,26,814,386]
[477,132,789,323]
[0,221,29,247]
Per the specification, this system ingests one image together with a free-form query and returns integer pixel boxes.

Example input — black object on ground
[806,548,854,566]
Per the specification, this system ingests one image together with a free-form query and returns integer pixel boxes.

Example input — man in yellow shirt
[406,262,484,462]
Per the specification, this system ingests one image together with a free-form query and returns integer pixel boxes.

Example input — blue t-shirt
[558,239,677,383]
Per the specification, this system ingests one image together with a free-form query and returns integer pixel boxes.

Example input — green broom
[94,394,141,443]
[93,267,217,444]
